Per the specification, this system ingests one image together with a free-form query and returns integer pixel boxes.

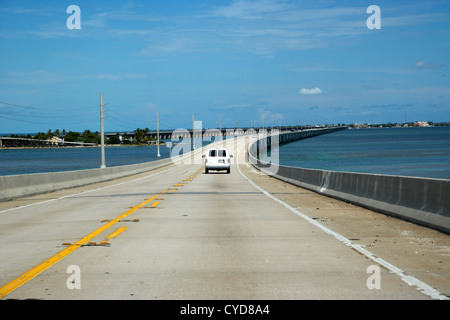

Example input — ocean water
[277,127,450,180]
[0,145,171,176]
[2,128,450,179]
[0,136,222,176]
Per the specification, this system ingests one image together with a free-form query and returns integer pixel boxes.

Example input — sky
[0,0,449,134]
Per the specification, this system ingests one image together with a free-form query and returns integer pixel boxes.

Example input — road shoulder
[238,154,450,298]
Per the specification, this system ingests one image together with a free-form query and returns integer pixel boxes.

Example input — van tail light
[205,159,208,163]
[227,159,230,164]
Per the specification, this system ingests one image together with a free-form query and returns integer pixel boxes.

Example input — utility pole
[100,93,106,168]
[157,111,160,158]
[192,114,195,150]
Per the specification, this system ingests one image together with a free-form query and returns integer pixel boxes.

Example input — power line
[106,107,162,130]
[0,100,100,129]
[105,116,136,131]
[0,101,96,112]
[0,110,96,119]
[0,114,90,126]
[0,100,185,132]
[107,109,144,125]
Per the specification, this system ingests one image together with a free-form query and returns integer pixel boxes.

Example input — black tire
[227,168,230,174]
[205,169,209,174]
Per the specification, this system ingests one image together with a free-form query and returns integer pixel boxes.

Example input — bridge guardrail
[0,157,173,202]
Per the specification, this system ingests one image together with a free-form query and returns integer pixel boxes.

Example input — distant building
[414,121,430,127]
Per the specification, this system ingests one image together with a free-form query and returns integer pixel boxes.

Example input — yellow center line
[0,194,159,299]
[106,226,127,240]
[0,168,201,299]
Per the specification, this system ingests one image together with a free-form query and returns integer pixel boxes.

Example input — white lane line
[0,168,170,214]
[236,145,448,300]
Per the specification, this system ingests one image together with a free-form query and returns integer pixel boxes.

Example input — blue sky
[1,0,449,134]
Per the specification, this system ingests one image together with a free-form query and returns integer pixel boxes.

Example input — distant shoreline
[0,144,163,150]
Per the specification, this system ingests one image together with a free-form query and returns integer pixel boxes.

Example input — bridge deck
[0,137,448,300]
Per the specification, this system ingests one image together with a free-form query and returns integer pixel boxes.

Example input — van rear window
[218,150,227,157]
[209,150,216,157]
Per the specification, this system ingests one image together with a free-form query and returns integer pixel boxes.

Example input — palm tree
[143,127,149,143]
[134,128,150,144]
[81,130,91,143]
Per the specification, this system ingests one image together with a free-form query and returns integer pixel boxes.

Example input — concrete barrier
[0,133,241,202]
[0,157,173,201]
[249,131,450,234]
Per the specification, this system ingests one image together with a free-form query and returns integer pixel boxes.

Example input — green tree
[65,131,81,142]
[34,132,47,140]
[81,130,91,142]
[107,133,121,145]
[134,127,149,144]
[80,130,100,144]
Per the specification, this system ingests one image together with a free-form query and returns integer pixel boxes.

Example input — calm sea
[277,127,450,180]
[1,127,450,179]
[0,137,221,176]
[0,145,173,176]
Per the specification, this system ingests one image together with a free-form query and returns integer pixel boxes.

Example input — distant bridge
[0,137,96,149]
[1,125,333,148]
[105,125,329,140]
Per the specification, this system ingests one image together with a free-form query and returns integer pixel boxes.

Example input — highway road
[0,136,449,300]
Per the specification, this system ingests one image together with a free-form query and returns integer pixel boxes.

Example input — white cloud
[413,61,445,70]
[209,0,291,19]
[207,103,251,111]
[81,73,148,81]
[258,108,283,123]
[299,87,322,95]
[2,70,69,85]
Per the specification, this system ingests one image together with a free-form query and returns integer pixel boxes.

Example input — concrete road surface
[0,136,449,300]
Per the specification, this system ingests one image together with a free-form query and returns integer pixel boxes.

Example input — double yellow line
[0,166,205,299]
[0,194,160,299]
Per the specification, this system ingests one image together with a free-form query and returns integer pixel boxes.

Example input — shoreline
[0,143,165,150]
[2,127,449,179]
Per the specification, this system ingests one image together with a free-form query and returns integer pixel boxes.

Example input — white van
[202,148,233,174]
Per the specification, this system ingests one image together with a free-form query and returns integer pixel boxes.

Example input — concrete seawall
[0,157,173,201]
[249,130,450,234]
